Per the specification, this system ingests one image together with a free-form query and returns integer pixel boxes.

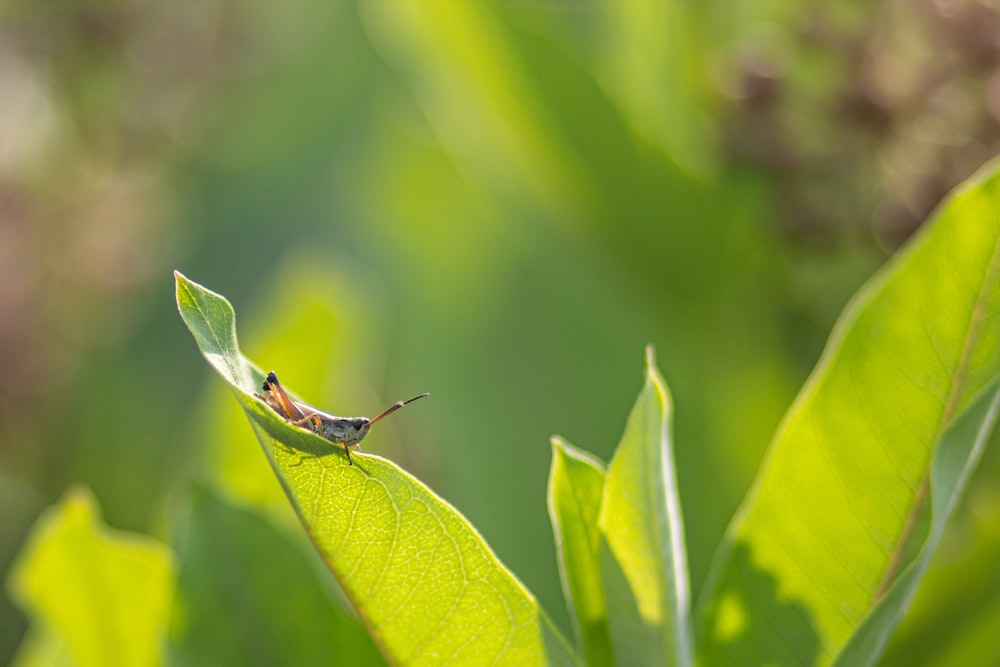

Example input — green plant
[10,160,1000,666]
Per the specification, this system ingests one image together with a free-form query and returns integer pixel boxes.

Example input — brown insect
[255,371,428,465]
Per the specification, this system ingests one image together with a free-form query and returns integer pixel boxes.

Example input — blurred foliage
[8,488,172,667]
[168,487,384,667]
[721,0,1000,250]
[2,0,1000,664]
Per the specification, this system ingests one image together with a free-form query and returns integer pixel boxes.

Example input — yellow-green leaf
[175,271,578,667]
[8,488,173,667]
[548,438,612,667]
[598,348,692,667]
[697,158,1000,665]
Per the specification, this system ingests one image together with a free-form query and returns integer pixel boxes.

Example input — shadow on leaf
[699,541,821,666]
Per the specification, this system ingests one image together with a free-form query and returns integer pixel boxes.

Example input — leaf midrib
[873,229,1000,602]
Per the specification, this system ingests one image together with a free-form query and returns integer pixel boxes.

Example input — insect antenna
[369,393,430,425]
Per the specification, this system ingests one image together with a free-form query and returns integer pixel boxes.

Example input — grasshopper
[255,371,428,465]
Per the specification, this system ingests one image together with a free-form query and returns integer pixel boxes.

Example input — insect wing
[261,372,310,421]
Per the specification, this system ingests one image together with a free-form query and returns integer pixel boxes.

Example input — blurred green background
[3,1,1000,664]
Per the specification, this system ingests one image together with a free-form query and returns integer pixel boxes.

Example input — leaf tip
[640,345,673,413]
[174,271,194,306]
[644,344,664,383]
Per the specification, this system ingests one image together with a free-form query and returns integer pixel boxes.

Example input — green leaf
[8,487,173,667]
[168,486,384,666]
[548,438,612,667]
[174,270,253,392]
[202,256,387,519]
[175,271,578,667]
[833,377,1000,665]
[597,347,692,667]
[880,483,1000,664]
[697,161,1000,665]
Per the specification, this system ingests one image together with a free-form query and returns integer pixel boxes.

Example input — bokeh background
[3,1,1000,664]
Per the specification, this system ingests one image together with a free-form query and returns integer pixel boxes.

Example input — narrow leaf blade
[598,348,692,667]
[548,437,612,667]
[697,160,1000,665]
[174,272,578,667]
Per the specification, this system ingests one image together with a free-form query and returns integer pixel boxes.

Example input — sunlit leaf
[697,160,1000,665]
[8,488,173,667]
[833,377,1000,665]
[175,271,578,667]
[598,348,692,667]
[203,256,386,519]
[548,438,612,667]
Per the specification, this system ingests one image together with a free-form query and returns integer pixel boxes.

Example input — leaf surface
[175,272,577,667]
[598,348,692,667]
[833,377,1000,665]
[697,161,1000,665]
[8,488,173,667]
[548,438,612,667]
